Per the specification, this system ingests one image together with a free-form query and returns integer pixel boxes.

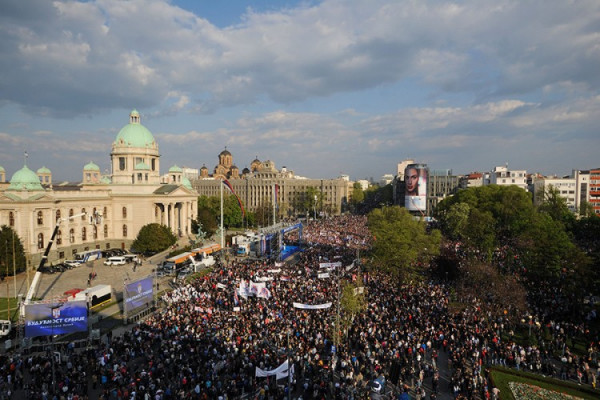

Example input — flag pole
[220,179,224,248]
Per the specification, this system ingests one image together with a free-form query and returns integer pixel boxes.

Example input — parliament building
[0,110,197,268]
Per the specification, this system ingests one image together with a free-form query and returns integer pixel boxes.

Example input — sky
[0,0,599,182]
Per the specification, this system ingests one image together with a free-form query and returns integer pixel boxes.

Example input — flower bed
[509,382,584,400]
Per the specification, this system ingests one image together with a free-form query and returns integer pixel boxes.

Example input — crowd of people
[0,214,598,399]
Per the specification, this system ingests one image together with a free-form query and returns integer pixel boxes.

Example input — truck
[0,320,11,338]
[71,284,112,308]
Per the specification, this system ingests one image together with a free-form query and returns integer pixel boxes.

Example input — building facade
[192,152,349,218]
[0,110,197,268]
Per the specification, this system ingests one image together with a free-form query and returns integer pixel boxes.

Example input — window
[69,209,74,218]
[123,224,128,238]
[8,212,14,227]
[37,233,44,249]
[119,157,126,171]
[93,225,98,240]
[59,251,65,259]
[104,224,108,238]
[103,207,107,219]
[69,229,75,243]
[137,173,142,181]
[82,227,87,241]
[56,209,61,222]
[37,211,43,225]
[122,207,127,218]
[81,209,86,220]
[56,230,62,246]
[106,243,110,249]
[152,158,156,171]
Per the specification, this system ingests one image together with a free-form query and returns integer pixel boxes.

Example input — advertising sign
[124,276,154,314]
[25,301,88,338]
[404,163,428,211]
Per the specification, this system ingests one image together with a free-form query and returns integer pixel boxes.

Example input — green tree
[368,206,441,281]
[350,182,365,210]
[197,207,218,237]
[537,185,574,228]
[0,226,26,276]
[131,223,177,254]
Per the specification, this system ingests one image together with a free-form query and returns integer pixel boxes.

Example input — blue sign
[25,301,88,338]
[124,276,154,313]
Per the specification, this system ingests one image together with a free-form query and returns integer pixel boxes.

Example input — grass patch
[489,366,599,400]
[0,298,20,322]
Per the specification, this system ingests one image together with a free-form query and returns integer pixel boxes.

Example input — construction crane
[24,211,89,304]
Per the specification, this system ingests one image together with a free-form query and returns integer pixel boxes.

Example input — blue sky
[0,0,598,182]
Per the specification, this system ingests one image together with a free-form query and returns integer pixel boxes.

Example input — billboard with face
[404,164,428,211]
[24,300,88,338]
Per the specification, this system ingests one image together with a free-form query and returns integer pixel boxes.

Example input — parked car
[104,256,126,266]
[39,266,55,274]
[64,260,81,268]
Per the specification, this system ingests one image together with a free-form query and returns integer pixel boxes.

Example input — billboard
[124,276,154,314]
[404,163,428,211]
[25,301,88,338]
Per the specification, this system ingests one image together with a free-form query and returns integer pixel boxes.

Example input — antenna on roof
[24,150,28,166]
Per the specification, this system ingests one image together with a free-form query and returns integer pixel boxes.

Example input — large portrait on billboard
[404,164,428,211]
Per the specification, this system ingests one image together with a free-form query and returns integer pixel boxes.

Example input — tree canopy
[131,223,177,254]
[368,206,441,281]
[0,226,26,276]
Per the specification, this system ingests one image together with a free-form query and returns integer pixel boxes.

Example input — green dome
[135,161,150,170]
[84,161,100,171]
[100,175,111,184]
[182,176,193,190]
[7,165,44,191]
[169,165,182,173]
[0,165,5,172]
[37,166,51,174]
[114,110,156,148]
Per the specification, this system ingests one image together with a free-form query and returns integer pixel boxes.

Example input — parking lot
[7,251,172,303]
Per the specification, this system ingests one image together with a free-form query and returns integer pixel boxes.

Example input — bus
[74,249,103,263]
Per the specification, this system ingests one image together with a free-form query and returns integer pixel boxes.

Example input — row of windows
[37,225,129,249]
[9,206,130,227]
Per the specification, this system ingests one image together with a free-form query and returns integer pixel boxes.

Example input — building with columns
[193,151,350,218]
[0,109,197,268]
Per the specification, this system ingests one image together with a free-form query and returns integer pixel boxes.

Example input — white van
[104,256,126,266]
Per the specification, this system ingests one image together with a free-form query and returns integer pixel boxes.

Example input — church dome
[182,176,193,190]
[169,165,183,173]
[200,165,208,171]
[219,149,232,157]
[114,109,156,148]
[7,165,44,191]
[83,161,100,171]
[37,166,51,174]
[0,165,4,172]
[134,161,150,170]
[100,175,111,184]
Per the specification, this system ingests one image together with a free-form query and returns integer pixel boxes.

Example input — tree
[0,226,26,276]
[338,280,367,343]
[350,182,365,210]
[368,206,441,281]
[131,223,177,254]
[197,207,218,237]
[537,185,574,228]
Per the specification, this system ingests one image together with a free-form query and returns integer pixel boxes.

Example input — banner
[25,301,88,338]
[255,276,274,282]
[319,262,342,269]
[318,272,330,279]
[216,283,227,289]
[256,360,290,380]
[124,277,154,313]
[267,268,281,274]
[293,302,332,310]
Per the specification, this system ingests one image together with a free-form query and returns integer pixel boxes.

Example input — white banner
[267,268,281,274]
[256,360,289,379]
[353,286,365,296]
[293,302,332,310]
[255,276,274,282]
[318,272,330,279]
[216,283,227,289]
[319,262,342,269]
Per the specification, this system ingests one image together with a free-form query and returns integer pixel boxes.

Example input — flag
[222,179,246,217]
